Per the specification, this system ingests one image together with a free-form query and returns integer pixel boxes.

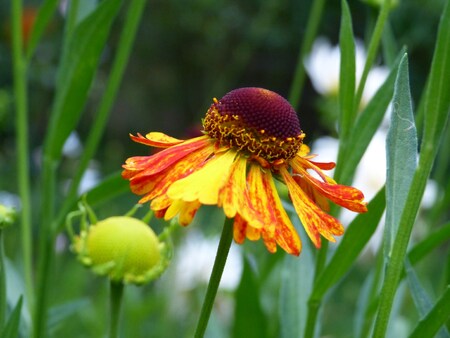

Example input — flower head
[122,87,367,256]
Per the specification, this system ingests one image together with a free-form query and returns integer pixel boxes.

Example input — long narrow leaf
[0,296,23,338]
[373,2,450,335]
[410,286,450,338]
[408,221,450,266]
[335,47,405,186]
[311,187,385,300]
[338,0,356,140]
[232,256,267,338]
[279,235,314,338]
[406,261,450,338]
[384,53,417,259]
[43,0,122,161]
[26,0,59,60]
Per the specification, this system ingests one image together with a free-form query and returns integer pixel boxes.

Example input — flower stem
[194,217,234,338]
[288,0,327,109]
[109,281,125,338]
[353,0,391,113]
[11,0,34,312]
[0,231,6,327]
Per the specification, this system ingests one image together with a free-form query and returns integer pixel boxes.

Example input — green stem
[0,231,6,327]
[109,281,125,338]
[288,0,327,109]
[353,0,391,112]
[194,217,234,338]
[11,0,34,314]
[53,0,148,233]
[372,148,436,337]
[34,157,56,338]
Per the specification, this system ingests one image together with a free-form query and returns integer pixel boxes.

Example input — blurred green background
[0,0,448,337]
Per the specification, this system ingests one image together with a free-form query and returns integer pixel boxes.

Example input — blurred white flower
[304,37,389,110]
[78,161,101,194]
[0,191,21,211]
[62,132,83,158]
[173,230,242,291]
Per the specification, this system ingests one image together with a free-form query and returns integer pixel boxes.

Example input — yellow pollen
[203,106,304,162]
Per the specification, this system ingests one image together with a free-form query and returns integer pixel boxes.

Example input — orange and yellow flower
[122,87,367,256]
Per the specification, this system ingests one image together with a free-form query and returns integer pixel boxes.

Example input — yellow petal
[167,150,237,205]
[218,154,247,218]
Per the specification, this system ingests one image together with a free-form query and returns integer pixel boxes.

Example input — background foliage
[0,0,449,337]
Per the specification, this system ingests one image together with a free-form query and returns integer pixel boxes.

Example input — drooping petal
[246,164,301,255]
[291,157,368,213]
[233,214,247,244]
[122,135,211,178]
[167,150,237,205]
[129,132,186,148]
[164,199,202,226]
[280,167,344,248]
[218,154,247,218]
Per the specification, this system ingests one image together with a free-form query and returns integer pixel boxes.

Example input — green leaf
[0,296,23,338]
[47,299,90,335]
[279,238,314,338]
[85,171,130,207]
[338,0,356,140]
[26,0,59,60]
[421,0,450,155]
[406,261,450,338]
[408,221,450,266]
[410,286,450,338]
[335,47,405,186]
[232,256,267,338]
[311,187,385,301]
[43,0,122,161]
[384,53,418,259]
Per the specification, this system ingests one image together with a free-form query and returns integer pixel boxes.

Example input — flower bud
[75,216,162,284]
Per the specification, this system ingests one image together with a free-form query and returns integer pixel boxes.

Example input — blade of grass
[373,1,450,335]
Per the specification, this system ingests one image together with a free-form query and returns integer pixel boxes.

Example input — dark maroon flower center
[203,87,304,161]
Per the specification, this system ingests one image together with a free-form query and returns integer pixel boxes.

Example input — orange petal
[218,154,247,218]
[123,136,211,178]
[280,167,344,248]
[246,164,301,256]
[291,158,367,213]
[167,150,237,205]
[233,215,247,244]
[129,132,186,148]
